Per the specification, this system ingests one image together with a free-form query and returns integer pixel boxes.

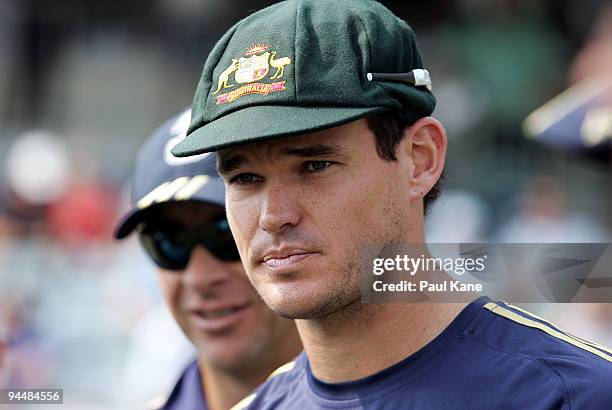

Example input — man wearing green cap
[173,1,612,408]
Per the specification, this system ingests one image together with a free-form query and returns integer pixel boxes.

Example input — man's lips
[188,302,252,332]
[262,249,318,269]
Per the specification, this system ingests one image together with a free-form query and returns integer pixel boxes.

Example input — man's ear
[399,117,447,201]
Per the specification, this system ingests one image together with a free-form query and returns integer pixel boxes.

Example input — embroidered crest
[235,52,270,83]
[212,44,291,104]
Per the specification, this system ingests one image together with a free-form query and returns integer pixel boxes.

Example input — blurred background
[0,0,611,408]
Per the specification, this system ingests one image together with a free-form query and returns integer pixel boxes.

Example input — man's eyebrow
[281,143,340,158]
[217,153,247,176]
[216,143,341,175]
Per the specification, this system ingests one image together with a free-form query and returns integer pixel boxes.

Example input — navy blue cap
[114,108,224,239]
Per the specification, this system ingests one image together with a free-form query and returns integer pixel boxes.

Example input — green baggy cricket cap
[172,0,436,156]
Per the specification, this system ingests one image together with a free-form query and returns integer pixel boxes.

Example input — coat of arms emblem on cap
[212,44,291,105]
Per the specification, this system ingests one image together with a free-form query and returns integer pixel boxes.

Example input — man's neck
[200,359,270,410]
[296,301,467,383]
[199,324,302,409]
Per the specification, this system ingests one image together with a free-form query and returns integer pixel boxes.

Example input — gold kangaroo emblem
[269,52,291,79]
[212,59,240,94]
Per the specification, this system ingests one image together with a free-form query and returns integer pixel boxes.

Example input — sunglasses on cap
[138,218,241,271]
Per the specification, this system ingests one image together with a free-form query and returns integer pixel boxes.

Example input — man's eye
[304,161,334,173]
[229,173,263,185]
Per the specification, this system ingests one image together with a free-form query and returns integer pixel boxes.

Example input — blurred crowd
[0,0,611,408]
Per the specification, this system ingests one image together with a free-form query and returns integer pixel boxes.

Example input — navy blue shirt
[236,297,612,409]
[156,360,207,410]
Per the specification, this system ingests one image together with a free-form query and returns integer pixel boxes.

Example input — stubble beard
[254,257,363,321]
[290,259,362,320]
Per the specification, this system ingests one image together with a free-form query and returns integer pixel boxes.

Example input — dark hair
[366,112,444,214]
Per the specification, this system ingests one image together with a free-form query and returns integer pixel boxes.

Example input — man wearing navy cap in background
[172,1,612,408]
[114,109,302,410]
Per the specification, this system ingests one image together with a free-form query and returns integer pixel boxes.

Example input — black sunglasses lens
[139,230,192,270]
[207,240,241,261]
[204,219,241,261]
[139,219,241,268]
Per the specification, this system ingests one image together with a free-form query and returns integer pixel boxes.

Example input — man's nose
[182,246,231,294]
[259,183,301,235]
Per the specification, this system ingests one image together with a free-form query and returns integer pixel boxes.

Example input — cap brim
[113,208,147,240]
[172,105,387,156]
[113,178,226,240]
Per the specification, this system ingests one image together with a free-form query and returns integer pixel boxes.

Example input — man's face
[219,119,412,319]
[148,202,296,371]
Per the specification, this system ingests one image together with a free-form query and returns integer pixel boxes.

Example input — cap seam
[293,0,300,104]
[355,13,387,101]
[355,14,372,75]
